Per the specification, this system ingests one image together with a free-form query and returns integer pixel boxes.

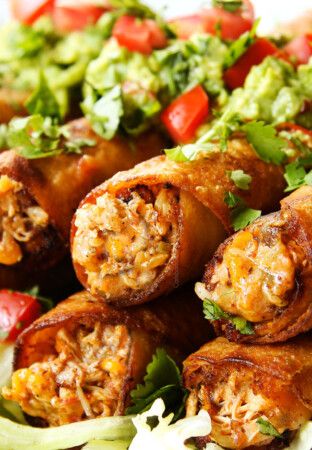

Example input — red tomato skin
[113,15,152,54]
[113,16,166,54]
[161,85,209,144]
[202,7,253,41]
[277,122,312,138]
[284,35,312,65]
[52,5,105,33]
[223,38,279,90]
[0,291,41,343]
[10,0,55,25]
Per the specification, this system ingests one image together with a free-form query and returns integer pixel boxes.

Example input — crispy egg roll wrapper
[0,118,164,288]
[4,288,211,426]
[71,137,285,307]
[0,88,28,124]
[198,185,312,344]
[183,336,312,449]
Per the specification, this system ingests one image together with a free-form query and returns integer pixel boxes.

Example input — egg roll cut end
[73,183,179,299]
[201,213,305,323]
[2,321,132,426]
[0,175,64,267]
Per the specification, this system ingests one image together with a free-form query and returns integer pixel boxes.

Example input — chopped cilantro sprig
[126,348,187,421]
[257,418,283,439]
[212,0,243,13]
[203,299,254,335]
[224,192,261,231]
[6,114,95,159]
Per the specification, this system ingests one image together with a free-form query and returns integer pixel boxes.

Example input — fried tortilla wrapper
[2,288,211,427]
[0,117,164,287]
[197,186,312,344]
[0,88,28,125]
[183,337,312,449]
[71,137,285,307]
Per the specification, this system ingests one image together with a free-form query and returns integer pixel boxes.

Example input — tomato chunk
[0,290,41,343]
[10,0,55,25]
[53,5,106,33]
[277,122,312,138]
[161,85,209,144]
[284,34,312,65]
[171,1,253,41]
[113,15,167,54]
[224,38,279,90]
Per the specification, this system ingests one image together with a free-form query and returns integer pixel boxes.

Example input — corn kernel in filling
[199,217,303,323]
[2,322,131,426]
[0,175,49,265]
[73,184,178,298]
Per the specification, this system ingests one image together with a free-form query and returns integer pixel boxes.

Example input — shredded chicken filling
[201,219,302,322]
[187,372,281,449]
[73,185,178,297]
[0,175,49,265]
[2,322,131,426]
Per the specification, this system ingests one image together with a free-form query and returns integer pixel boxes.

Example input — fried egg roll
[3,289,210,426]
[183,337,312,449]
[197,185,312,343]
[71,137,285,307]
[0,118,164,287]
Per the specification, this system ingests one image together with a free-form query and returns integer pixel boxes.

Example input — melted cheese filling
[202,221,300,323]
[2,322,131,426]
[0,175,49,265]
[72,185,178,298]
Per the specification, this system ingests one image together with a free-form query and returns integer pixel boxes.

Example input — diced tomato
[224,38,279,90]
[202,7,253,41]
[161,85,209,144]
[277,122,312,138]
[284,34,312,65]
[171,0,253,41]
[0,290,41,343]
[112,15,167,55]
[52,5,106,33]
[10,0,55,25]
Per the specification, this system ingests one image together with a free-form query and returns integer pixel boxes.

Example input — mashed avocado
[0,17,104,118]
[227,57,303,123]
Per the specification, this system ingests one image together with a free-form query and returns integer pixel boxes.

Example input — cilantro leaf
[25,71,61,120]
[165,142,216,162]
[203,299,254,335]
[82,85,123,140]
[257,418,283,439]
[212,0,243,13]
[223,19,260,69]
[227,169,252,190]
[224,191,242,208]
[224,191,261,231]
[231,205,261,231]
[109,0,158,19]
[242,121,286,165]
[7,114,95,159]
[126,348,187,421]
[25,286,54,312]
[284,160,312,192]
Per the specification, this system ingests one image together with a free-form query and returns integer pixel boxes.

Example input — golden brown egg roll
[0,118,164,289]
[2,288,210,426]
[71,137,285,307]
[197,185,312,344]
[183,337,312,449]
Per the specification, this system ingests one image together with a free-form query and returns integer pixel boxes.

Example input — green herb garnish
[257,418,283,439]
[203,299,254,335]
[7,114,95,159]
[223,19,260,69]
[224,191,261,231]
[227,169,252,190]
[126,348,187,421]
[242,121,286,165]
[25,71,61,120]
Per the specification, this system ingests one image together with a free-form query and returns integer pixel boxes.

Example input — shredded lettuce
[0,415,135,450]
